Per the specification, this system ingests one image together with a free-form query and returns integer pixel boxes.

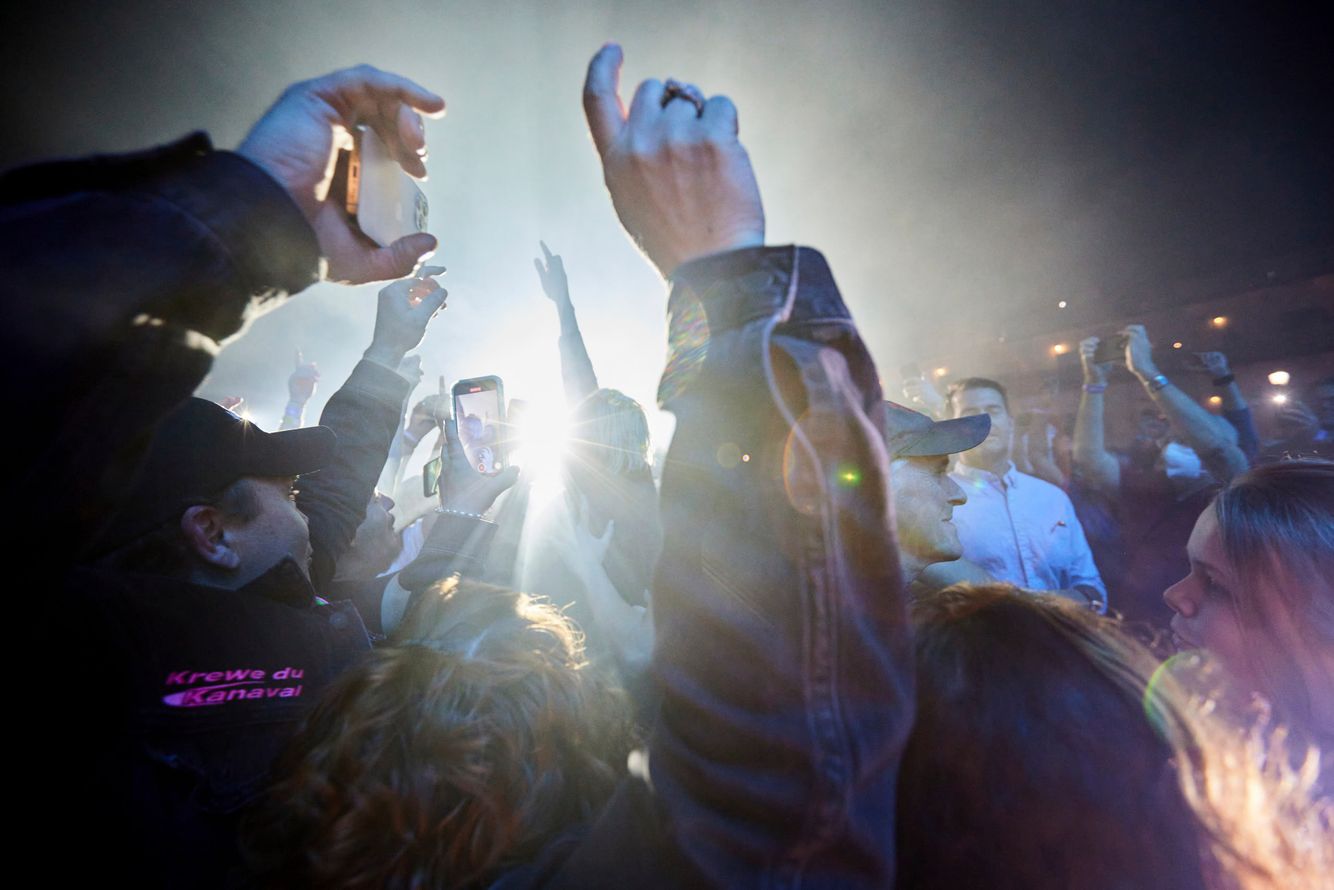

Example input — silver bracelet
[434,506,483,519]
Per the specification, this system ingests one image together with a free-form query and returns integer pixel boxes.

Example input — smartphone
[451,376,506,474]
[338,126,429,247]
[1093,333,1129,365]
[423,455,443,498]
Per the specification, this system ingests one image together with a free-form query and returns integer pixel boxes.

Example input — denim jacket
[513,246,912,888]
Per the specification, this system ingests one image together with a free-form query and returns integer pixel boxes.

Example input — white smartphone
[343,126,429,247]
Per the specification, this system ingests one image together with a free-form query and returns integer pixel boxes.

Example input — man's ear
[180,505,242,570]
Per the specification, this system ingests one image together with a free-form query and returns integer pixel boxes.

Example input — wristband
[1082,383,1107,394]
[402,428,422,447]
[1211,374,1235,387]
[283,400,304,419]
[1146,374,1170,393]
[435,506,483,520]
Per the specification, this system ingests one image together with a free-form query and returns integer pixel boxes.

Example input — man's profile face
[223,476,312,580]
[951,387,1013,469]
[889,454,966,575]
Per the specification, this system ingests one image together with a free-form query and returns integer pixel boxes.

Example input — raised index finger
[583,43,626,157]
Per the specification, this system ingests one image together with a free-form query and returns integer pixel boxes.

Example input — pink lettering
[165,671,190,685]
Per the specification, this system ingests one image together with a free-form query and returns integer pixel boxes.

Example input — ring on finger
[661,79,704,117]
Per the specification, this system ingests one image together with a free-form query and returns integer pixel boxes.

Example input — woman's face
[1163,504,1259,689]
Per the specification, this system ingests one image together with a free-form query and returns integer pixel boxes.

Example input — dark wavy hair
[243,578,636,888]
[898,584,1330,890]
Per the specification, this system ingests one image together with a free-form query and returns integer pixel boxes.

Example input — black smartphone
[422,455,443,498]
[451,376,506,474]
[1093,334,1129,365]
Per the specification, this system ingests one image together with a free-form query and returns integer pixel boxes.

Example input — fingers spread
[583,43,626,157]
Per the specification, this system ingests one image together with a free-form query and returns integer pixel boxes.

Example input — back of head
[569,387,650,476]
[244,578,635,888]
[1212,459,1334,728]
[898,584,1331,890]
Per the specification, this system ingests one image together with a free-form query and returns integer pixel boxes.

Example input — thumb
[373,232,439,281]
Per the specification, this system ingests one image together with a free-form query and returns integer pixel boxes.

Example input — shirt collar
[239,556,318,607]
[956,459,1020,488]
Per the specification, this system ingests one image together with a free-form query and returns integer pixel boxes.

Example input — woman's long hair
[243,578,636,889]
[1211,459,1334,734]
[898,584,1331,890]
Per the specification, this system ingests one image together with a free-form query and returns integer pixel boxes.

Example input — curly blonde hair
[243,578,636,888]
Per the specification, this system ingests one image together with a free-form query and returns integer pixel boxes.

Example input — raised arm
[1194,350,1259,462]
[1072,336,1121,492]
[1124,325,1249,483]
[534,241,600,403]
[299,270,447,592]
[7,66,446,553]
[543,44,909,887]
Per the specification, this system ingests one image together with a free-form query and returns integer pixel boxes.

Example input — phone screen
[452,377,506,474]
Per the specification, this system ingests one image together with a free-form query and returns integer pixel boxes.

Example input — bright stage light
[1272,393,1289,405]
[1267,370,1290,386]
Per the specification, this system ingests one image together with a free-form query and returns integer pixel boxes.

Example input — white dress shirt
[950,461,1107,598]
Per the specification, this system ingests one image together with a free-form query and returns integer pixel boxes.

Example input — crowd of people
[9,43,1332,889]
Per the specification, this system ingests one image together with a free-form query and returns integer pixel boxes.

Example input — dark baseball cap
[93,398,337,554]
[881,400,990,458]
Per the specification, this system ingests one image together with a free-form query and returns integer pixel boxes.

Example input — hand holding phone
[451,376,507,475]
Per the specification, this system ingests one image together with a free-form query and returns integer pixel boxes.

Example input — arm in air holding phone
[1123,324,1248,483]
[1072,336,1121,493]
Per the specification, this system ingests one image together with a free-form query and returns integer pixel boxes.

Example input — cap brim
[896,413,991,457]
[243,425,338,478]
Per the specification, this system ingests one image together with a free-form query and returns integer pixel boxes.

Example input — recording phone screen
[452,378,505,474]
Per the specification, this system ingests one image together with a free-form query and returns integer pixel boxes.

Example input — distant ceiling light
[1051,343,1069,356]
[1210,316,1228,328]
[933,366,949,378]
[1267,370,1291,386]
[1172,341,1183,349]
[1207,395,1222,406]
[1272,393,1289,405]
[1057,300,1068,309]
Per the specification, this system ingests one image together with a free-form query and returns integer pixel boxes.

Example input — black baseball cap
[881,400,990,458]
[93,398,337,554]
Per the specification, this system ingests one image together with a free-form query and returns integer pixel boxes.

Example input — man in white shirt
[920,377,1107,612]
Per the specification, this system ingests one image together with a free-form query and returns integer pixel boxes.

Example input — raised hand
[582,43,765,279]
[901,376,947,418]
[1193,351,1231,379]
[533,240,572,305]
[569,507,655,674]
[438,417,518,516]
[363,265,448,369]
[237,65,445,284]
[1079,337,1112,385]
[1122,324,1158,380]
[288,350,321,403]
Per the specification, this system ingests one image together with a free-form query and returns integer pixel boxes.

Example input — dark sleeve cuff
[0,133,321,343]
[340,359,414,409]
[668,245,849,335]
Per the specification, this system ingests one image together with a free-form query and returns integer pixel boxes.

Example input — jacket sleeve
[299,359,412,593]
[0,134,322,549]
[538,246,912,887]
